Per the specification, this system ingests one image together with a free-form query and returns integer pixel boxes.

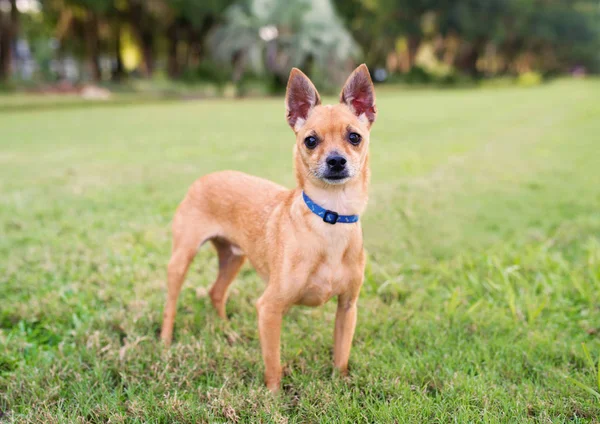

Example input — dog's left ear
[286,68,321,132]
[340,64,376,127]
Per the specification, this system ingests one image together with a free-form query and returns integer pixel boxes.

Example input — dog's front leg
[256,287,286,392]
[333,291,359,375]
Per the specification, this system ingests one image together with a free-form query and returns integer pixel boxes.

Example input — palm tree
[211,0,359,91]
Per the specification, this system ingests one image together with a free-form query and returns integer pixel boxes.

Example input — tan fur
[160,65,377,392]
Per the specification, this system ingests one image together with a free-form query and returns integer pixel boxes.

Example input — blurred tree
[441,0,511,77]
[524,0,600,73]
[110,0,124,80]
[78,0,112,80]
[166,0,234,78]
[211,0,359,91]
[440,0,599,76]
[334,0,447,68]
[335,0,600,77]
[332,0,381,65]
[0,0,18,82]
[39,0,113,81]
[124,0,166,77]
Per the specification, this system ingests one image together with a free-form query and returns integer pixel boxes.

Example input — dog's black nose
[326,155,347,172]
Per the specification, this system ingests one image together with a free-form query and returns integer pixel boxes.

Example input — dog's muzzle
[322,154,349,181]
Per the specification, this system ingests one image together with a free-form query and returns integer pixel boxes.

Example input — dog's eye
[304,136,318,149]
[348,132,362,145]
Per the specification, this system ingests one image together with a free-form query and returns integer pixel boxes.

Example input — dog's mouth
[321,172,351,184]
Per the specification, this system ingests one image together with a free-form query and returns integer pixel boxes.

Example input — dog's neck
[296,156,370,217]
[302,182,367,216]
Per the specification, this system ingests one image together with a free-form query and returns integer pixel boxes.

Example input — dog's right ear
[285,68,321,132]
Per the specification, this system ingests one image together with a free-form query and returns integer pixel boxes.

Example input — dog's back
[176,170,285,241]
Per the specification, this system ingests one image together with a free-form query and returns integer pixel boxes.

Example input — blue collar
[302,191,359,225]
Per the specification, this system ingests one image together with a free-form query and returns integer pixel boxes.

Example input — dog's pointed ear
[285,68,321,132]
[340,64,376,127]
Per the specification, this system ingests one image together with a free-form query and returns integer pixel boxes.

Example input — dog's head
[286,64,376,187]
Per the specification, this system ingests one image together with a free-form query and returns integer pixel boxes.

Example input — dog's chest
[297,232,355,307]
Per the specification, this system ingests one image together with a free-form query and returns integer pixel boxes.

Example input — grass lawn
[1,79,600,422]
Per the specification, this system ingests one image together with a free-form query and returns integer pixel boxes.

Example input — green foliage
[402,66,434,84]
[180,60,232,88]
[1,80,600,420]
[385,66,474,87]
[210,0,360,90]
[169,0,234,29]
[0,82,16,92]
[335,0,600,74]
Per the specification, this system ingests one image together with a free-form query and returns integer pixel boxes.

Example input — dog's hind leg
[160,208,214,346]
[209,238,246,319]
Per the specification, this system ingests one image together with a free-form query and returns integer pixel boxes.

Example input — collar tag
[323,210,339,224]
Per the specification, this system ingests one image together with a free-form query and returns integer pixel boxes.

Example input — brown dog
[160,64,376,392]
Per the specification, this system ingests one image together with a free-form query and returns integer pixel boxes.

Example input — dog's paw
[332,366,351,380]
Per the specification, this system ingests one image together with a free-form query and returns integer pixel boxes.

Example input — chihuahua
[160,64,376,392]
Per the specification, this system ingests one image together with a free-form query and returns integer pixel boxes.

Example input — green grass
[1,79,600,423]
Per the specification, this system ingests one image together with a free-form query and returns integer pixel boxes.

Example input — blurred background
[0,0,598,96]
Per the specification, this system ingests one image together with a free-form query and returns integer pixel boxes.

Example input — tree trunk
[407,36,420,70]
[167,23,179,78]
[0,22,11,82]
[140,33,154,77]
[501,37,523,75]
[458,38,486,78]
[195,15,215,62]
[186,30,200,69]
[113,17,125,81]
[185,15,216,71]
[0,0,18,82]
[85,11,101,82]
[127,2,153,78]
[461,47,479,77]
[231,50,245,83]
